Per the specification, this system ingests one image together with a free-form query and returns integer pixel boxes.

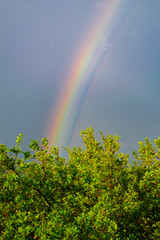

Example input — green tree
[0,127,160,239]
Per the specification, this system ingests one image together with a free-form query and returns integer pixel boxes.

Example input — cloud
[98,41,112,52]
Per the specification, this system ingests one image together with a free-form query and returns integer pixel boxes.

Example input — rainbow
[47,0,127,147]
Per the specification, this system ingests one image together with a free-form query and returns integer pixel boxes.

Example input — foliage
[0,127,160,239]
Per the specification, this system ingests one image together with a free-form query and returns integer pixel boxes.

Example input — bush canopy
[0,127,160,239]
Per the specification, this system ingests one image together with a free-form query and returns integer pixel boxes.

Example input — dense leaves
[0,127,160,239]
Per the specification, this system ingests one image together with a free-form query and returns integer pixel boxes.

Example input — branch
[12,168,52,212]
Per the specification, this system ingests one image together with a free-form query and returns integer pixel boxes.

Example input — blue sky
[0,0,160,157]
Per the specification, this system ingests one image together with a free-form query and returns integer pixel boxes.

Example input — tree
[0,127,160,239]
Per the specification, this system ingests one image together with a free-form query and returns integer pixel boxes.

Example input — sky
[0,0,160,158]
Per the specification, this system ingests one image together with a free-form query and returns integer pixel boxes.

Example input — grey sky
[0,0,160,158]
